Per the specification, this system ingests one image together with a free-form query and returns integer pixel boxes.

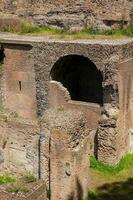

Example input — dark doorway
[50,55,103,105]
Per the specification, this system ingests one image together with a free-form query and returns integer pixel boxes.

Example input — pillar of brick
[42,109,90,200]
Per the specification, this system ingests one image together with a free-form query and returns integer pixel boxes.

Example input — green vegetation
[0,175,16,184]
[88,154,133,200]
[87,177,133,200]
[0,21,63,34]
[57,106,65,112]
[6,174,36,194]
[46,187,51,199]
[8,111,19,119]
[0,20,133,38]
[0,173,36,194]
[0,104,4,112]
[23,172,36,183]
[6,183,29,193]
[86,26,133,37]
[90,154,133,175]
[0,64,4,78]
[87,191,100,200]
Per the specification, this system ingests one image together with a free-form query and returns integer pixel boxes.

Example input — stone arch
[50,55,103,105]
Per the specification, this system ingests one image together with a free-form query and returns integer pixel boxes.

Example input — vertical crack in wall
[49,136,51,200]
[0,44,5,107]
[0,45,5,65]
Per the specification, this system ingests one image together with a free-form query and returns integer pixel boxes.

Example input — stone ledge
[0,34,133,45]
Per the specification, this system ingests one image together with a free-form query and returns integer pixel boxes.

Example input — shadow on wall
[67,178,83,200]
[94,129,98,159]
[88,178,133,200]
[0,45,5,64]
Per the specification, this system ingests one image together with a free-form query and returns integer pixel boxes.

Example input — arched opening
[50,55,103,105]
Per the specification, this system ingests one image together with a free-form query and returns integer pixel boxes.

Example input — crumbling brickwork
[49,81,101,129]
[0,0,133,29]
[0,0,133,195]
[0,112,39,177]
[32,38,133,165]
[0,35,132,179]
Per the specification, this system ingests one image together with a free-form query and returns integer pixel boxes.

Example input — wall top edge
[0,34,133,46]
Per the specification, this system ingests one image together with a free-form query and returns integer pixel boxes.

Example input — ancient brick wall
[0,0,133,29]
[33,41,121,116]
[0,113,39,177]
[32,38,133,165]
[49,81,101,129]
[118,59,133,155]
[42,109,90,200]
[0,36,133,169]
[2,44,37,119]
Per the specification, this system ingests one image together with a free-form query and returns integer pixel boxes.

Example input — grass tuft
[87,191,101,200]
[0,21,63,34]
[0,175,16,184]
[6,183,29,193]
[57,106,65,112]
[23,172,36,183]
[90,154,133,175]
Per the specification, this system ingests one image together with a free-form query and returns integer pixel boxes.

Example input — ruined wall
[2,38,133,200]
[42,109,90,200]
[0,0,133,29]
[0,36,133,171]
[0,41,40,179]
[97,43,133,164]
[0,112,39,177]
[32,39,133,165]
[49,80,101,129]
[2,44,37,119]
[118,59,133,154]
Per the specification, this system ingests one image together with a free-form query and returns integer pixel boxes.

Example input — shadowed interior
[50,55,103,105]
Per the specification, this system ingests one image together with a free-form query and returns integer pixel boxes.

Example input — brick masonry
[3,44,37,119]
[0,1,133,29]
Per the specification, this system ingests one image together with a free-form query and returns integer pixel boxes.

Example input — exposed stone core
[0,0,133,29]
